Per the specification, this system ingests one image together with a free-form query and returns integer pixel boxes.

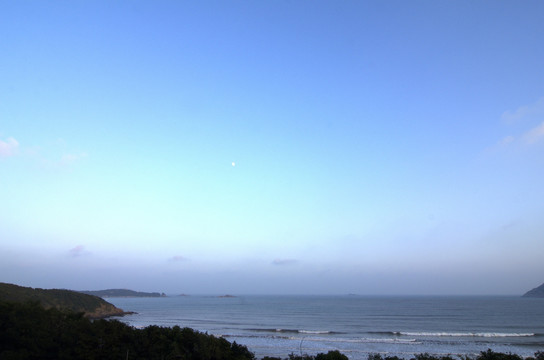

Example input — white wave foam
[299,330,331,334]
[360,338,419,344]
[296,336,420,345]
[396,331,535,337]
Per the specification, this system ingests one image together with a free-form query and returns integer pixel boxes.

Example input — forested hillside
[0,282,126,318]
[0,301,255,360]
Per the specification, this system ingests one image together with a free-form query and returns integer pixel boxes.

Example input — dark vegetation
[0,301,349,360]
[79,289,166,297]
[0,301,255,360]
[364,351,544,360]
[277,351,544,360]
[0,282,126,318]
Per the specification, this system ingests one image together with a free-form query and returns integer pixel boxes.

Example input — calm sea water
[107,296,544,359]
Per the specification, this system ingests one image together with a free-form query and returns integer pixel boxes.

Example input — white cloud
[272,258,298,266]
[497,97,544,148]
[523,121,544,144]
[0,137,19,158]
[499,136,515,146]
[0,136,88,168]
[59,152,88,166]
[499,121,544,148]
[501,97,544,124]
[69,245,90,258]
[169,255,188,262]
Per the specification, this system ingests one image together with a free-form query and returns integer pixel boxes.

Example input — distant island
[522,282,544,298]
[79,289,166,298]
[0,282,130,318]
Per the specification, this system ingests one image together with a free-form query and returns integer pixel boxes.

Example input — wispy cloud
[499,135,515,146]
[523,121,544,144]
[272,258,298,266]
[169,255,189,262]
[0,137,19,158]
[498,121,544,147]
[69,245,90,258]
[0,136,88,167]
[501,97,544,124]
[497,97,544,148]
[59,152,88,166]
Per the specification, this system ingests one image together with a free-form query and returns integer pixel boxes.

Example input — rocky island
[80,289,166,298]
[523,282,544,298]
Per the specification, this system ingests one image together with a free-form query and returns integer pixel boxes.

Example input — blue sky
[1,1,543,295]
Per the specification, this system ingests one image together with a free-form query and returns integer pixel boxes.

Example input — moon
[231,162,235,167]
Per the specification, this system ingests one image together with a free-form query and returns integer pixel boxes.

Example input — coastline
[107,295,544,360]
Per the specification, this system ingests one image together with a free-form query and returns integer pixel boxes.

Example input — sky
[1,1,543,296]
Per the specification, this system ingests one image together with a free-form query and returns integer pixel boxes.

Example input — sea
[107,295,544,360]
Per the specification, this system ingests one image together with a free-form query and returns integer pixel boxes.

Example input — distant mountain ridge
[523,283,544,298]
[0,282,129,318]
[79,289,166,298]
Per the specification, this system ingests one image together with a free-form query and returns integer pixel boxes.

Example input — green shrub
[315,350,349,360]
[477,349,523,360]
[368,354,384,360]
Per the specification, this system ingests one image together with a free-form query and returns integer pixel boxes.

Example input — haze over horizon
[1,1,543,296]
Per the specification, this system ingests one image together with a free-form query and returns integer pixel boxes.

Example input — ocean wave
[393,332,535,338]
[248,328,339,335]
[299,330,332,334]
[221,334,294,340]
[223,333,421,345]
[360,338,419,344]
[318,337,420,345]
